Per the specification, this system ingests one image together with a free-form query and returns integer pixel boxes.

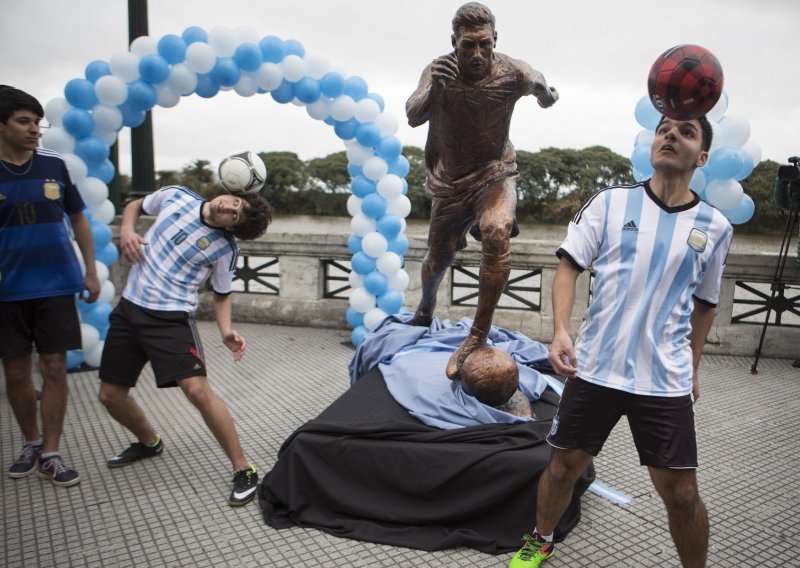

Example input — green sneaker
[229,464,258,507]
[509,533,555,568]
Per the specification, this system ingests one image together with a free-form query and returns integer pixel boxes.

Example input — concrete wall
[111,222,800,358]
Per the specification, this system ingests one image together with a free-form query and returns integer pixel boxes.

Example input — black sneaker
[37,455,81,487]
[229,464,258,507]
[8,442,43,478]
[107,437,164,468]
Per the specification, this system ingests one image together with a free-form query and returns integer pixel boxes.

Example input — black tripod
[750,199,799,374]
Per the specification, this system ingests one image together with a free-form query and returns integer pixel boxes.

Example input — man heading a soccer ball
[97,152,272,507]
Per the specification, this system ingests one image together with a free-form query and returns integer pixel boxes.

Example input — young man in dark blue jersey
[0,86,100,486]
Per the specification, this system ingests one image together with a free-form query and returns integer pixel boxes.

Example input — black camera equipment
[751,157,800,374]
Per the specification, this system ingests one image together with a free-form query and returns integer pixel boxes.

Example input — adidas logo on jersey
[622,220,639,232]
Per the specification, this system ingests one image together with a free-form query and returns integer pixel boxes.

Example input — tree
[259,151,308,213]
[307,151,350,193]
[180,159,216,197]
[740,159,788,234]
[402,145,430,219]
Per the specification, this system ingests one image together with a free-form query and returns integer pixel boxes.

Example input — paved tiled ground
[2,321,798,567]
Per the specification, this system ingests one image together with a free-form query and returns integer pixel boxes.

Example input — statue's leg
[446,180,515,378]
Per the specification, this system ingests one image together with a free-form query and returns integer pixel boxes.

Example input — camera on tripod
[774,156,800,210]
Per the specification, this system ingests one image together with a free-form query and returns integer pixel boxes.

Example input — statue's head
[451,2,497,82]
[461,346,519,407]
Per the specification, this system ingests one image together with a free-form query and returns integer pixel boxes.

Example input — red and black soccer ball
[647,44,724,120]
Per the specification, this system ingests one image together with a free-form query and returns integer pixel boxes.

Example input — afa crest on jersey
[687,228,708,253]
[44,181,60,200]
[196,236,211,250]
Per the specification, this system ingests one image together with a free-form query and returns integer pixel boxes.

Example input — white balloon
[706,91,728,123]
[361,232,388,257]
[62,153,88,183]
[364,307,389,330]
[742,140,762,165]
[348,271,364,289]
[303,51,331,79]
[388,269,410,292]
[281,55,306,82]
[95,75,128,106]
[233,74,258,97]
[635,128,655,146]
[94,260,110,284]
[354,99,381,123]
[350,213,377,236]
[92,103,123,132]
[377,252,402,275]
[168,64,198,95]
[44,98,71,127]
[234,25,261,45]
[362,156,388,181]
[156,84,181,108]
[291,98,305,107]
[386,194,412,218]
[375,112,399,137]
[707,120,722,157]
[329,95,356,121]
[377,174,404,199]
[96,130,118,146]
[109,51,140,82]
[306,98,330,121]
[91,200,116,224]
[99,280,116,303]
[208,26,239,57]
[689,169,706,194]
[83,340,105,368]
[706,179,743,210]
[77,177,108,207]
[80,323,100,352]
[253,62,283,91]
[717,115,751,149]
[346,194,363,217]
[185,42,217,74]
[346,143,374,166]
[40,126,75,154]
[349,286,376,312]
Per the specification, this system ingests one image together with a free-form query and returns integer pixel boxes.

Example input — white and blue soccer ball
[218,151,267,195]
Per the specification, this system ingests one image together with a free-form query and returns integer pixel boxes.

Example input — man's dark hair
[233,193,273,241]
[0,85,44,124]
[657,114,713,152]
[452,2,495,34]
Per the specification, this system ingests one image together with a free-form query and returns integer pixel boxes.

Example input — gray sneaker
[38,455,81,487]
[8,442,42,478]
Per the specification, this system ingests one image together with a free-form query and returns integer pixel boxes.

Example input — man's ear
[696,150,709,169]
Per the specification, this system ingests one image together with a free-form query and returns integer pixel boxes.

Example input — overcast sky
[3,0,798,175]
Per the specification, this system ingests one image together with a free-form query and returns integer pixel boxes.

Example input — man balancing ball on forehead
[405,2,558,379]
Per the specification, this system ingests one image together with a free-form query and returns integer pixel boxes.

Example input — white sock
[533,528,554,543]
[40,451,60,460]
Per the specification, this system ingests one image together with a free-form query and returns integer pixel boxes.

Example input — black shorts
[98,298,207,389]
[547,377,698,469]
[0,295,81,358]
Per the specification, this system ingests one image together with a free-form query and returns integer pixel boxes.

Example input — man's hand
[119,226,147,264]
[548,328,578,378]
[537,85,559,108]
[431,53,458,88]
[223,330,247,362]
[82,272,101,303]
[692,370,700,402]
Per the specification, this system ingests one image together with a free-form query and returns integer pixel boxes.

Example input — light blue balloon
[65,78,98,110]
[734,152,755,181]
[320,72,345,98]
[194,74,220,98]
[351,325,369,346]
[346,307,365,328]
[351,175,376,198]
[334,118,359,140]
[66,350,84,370]
[158,34,187,64]
[630,144,653,177]
[182,26,208,45]
[259,35,285,63]
[127,80,158,111]
[387,155,410,178]
[347,163,363,178]
[210,58,241,87]
[97,242,118,266]
[90,220,112,250]
[706,147,744,181]
[355,122,381,148]
[283,38,305,57]
[401,178,408,195]
[364,270,389,295]
[721,193,755,225]
[344,76,368,100]
[85,60,111,83]
[377,290,403,314]
[351,252,377,275]
[377,214,402,238]
[139,54,171,85]
[361,193,387,219]
[376,136,402,161]
[270,81,295,104]
[387,233,409,255]
[62,108,95,138]
[75,135,110,165]
[367,92,385,112]
[293,77,321,104]
[347,234,363,254]
[83,300,113,330]
[233,43,263,72]
[634,96,661,130]
[88,159,116,184]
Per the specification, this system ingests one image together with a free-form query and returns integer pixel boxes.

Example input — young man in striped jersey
[97,176,271,507]
[510,115,732,568]
[0,86,100,487]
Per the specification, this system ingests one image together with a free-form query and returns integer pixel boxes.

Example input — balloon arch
[43,25,412,369]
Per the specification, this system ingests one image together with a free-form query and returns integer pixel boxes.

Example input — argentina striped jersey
[557,181,733,397]
[122,186,238,313]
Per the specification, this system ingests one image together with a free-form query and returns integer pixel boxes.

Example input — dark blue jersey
[0,148,86,301]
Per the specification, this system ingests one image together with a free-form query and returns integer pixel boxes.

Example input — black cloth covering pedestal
[258,368,595,555]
